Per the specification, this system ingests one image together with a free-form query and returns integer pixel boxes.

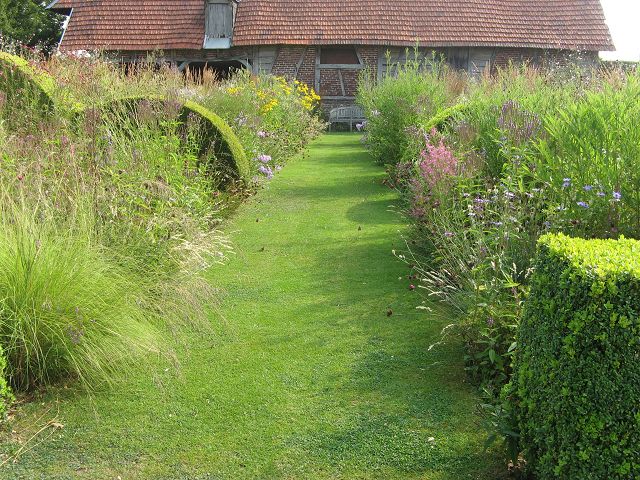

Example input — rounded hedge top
[0,51,56,110]
[182,99,249,180]
[540,233,640,278]
[81,95,248,182]
[423,103,469,132]
[0,51,84,114]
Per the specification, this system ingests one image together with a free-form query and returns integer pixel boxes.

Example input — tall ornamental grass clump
[0,207,159,391]
[533,71,640,238]
[510,234,640,479]
[357,52,460,165]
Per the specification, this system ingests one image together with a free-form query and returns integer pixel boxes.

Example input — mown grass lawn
[1,134,503,479]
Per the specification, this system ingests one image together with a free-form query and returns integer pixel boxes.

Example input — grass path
[3,134,502,479]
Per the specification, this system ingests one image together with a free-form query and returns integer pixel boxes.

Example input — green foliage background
[0,0,63,52]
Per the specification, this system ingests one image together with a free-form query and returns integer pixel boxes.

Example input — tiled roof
[51,0,614,52]
[51,0,205,51]
[233,0,613,50]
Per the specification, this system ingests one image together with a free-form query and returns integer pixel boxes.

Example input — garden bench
[328,105,365,132]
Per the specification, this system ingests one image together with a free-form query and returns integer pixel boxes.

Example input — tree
[0,0,64,53]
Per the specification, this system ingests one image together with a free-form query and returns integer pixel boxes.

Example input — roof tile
[51,0,614,52]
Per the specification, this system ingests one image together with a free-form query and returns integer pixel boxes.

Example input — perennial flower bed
[0,50,323,415]
[357,55,640,476]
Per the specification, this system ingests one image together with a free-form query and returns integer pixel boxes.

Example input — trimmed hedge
[83,95,249,182]
[512,233,640,478]
[181,99,249,180]
[0,344,13,419]
[0,51,56,112]
[0,51,83,116]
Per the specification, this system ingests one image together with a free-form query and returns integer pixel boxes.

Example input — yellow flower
[261,99,279,114]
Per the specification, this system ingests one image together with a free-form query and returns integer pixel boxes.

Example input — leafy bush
[357,52,459,165]
[511,233,640,478]
[0,344,13,419]
[0,50,55,123]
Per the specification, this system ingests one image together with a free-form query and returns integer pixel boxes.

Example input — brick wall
[272,45,306,78]
[297,46,317,88]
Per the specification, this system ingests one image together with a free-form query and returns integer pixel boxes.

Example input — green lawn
[1,134,503,479]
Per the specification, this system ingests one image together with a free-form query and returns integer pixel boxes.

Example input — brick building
[49,0,614,109]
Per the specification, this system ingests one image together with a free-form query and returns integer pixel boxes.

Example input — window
[320,47,360,65]
[206,0,234,39]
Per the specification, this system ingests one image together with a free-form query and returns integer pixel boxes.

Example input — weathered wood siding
[206,0,234,39]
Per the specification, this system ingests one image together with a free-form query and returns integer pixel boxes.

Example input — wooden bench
[328,106,366,132]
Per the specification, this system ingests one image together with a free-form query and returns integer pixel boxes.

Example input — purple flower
[562,178,571,189]
[444,231,455,238]
[613,191,622,201]
[487,317,495,327]
[258,165,274,179]
[474,197,490,204]
[577,201,589,208]
[275,165,282,171]
[597,191,606,198]
[256,154,272,164]
[257,130,268,138]
[492,221,503,227]
[505,191,515,199]
[583,185,594,191]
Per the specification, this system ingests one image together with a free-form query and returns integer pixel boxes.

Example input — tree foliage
[0,0,63,52]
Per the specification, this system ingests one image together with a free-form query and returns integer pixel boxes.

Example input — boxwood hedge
[0,51,56,113]
[81,95,249,183]
[512,233,640,479]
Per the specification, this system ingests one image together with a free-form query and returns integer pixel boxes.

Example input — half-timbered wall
[116,45,600,110]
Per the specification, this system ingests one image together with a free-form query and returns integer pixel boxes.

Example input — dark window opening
[320,47,360,65]
[185,61,245,82]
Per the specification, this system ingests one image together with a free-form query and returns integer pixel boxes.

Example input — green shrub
[0,344,13,419]
[0,50,55,123]
[423,103,468,132]
[511,233,640,478]
[181,99,249,181]
[357,52,458,165]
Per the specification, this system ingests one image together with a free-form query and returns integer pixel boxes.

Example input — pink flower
[418,136,458,191]
[409,284,416,291]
